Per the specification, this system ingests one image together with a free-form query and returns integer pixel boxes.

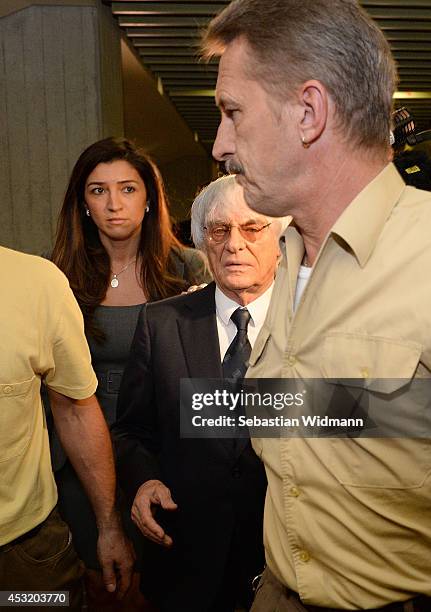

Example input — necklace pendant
[110,257,136,289]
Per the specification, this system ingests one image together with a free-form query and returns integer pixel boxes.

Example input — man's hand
[96,515,135,598]
[182,283,208,295]
[131,480,178,547]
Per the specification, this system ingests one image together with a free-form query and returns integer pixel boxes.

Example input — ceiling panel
[106,0,431,154]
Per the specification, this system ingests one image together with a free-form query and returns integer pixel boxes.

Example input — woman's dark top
[88,304,143,427]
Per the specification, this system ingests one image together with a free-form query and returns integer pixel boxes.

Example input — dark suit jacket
[112,283,266,612]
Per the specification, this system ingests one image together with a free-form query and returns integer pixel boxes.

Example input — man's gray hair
[201,0,397,151]
[191,174,289,250]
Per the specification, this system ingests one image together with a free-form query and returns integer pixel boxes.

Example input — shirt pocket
[0,377,36,463]
[319,333,431,489]
[322,332,422,384]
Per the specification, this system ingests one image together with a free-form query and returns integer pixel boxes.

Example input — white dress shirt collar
[215,284,273,328]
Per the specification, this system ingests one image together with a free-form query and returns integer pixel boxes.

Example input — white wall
[0,1,123,253]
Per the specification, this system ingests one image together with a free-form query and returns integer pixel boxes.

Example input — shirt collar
[215,284,274,327]
[330,162,406,268]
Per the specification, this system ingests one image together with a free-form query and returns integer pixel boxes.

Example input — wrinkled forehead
[216,37,257,100]
[207,185,269,225]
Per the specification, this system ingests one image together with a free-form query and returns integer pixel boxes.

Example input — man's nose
[225,226,246,252]
[212,117,236,162]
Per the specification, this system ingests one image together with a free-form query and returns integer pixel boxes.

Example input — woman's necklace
[110,257,136,288]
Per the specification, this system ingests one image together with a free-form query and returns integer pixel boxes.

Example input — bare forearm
[49,390,117,528]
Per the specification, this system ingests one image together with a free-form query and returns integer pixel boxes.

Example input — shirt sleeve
[42,270,97,399]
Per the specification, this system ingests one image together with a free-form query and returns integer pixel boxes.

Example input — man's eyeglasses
[203,222,272,244]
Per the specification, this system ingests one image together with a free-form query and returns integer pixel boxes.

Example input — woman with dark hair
[50,137,210,609]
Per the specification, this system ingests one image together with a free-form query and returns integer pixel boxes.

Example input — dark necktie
[222,308,252,381]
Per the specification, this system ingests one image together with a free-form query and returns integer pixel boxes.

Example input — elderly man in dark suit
[112,175,286,612]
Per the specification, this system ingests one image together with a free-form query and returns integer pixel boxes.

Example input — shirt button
[287,355,296,366]
[360,367,369,379]
[299,550,311,563]
[290,486,300,497]
[3,385,13,395]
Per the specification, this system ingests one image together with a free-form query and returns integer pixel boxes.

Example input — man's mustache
[225,158,244,175]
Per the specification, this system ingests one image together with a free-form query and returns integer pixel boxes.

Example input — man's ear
[297,79,328,146]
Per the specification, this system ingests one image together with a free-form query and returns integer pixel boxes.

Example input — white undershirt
[293,265,312,312]
[215,284,274,360]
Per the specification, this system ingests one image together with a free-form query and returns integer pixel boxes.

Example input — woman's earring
[301,135,310,149]
[85,208,91,217]
[145,200,150,213]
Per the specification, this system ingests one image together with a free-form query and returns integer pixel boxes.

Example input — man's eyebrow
[211,217,267,225]
[215,95,224,109]
[216,94,238,110]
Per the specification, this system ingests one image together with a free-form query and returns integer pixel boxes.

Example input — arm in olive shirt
[49,389,134,598]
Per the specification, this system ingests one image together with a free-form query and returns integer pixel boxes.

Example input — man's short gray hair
[201,0,397,152]
[191,174,289,250]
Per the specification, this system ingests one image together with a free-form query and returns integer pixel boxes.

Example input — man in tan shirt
[0,247,133,604]
[201,1,431,611]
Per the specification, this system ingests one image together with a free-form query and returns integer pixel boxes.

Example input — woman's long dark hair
[52,137,188,338]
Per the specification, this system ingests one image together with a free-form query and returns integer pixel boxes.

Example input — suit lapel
[176,283,239,460]
[176,283,222,379]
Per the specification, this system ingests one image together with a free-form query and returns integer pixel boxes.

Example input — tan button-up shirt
[0,247,97,546]
[248,163,431,609]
